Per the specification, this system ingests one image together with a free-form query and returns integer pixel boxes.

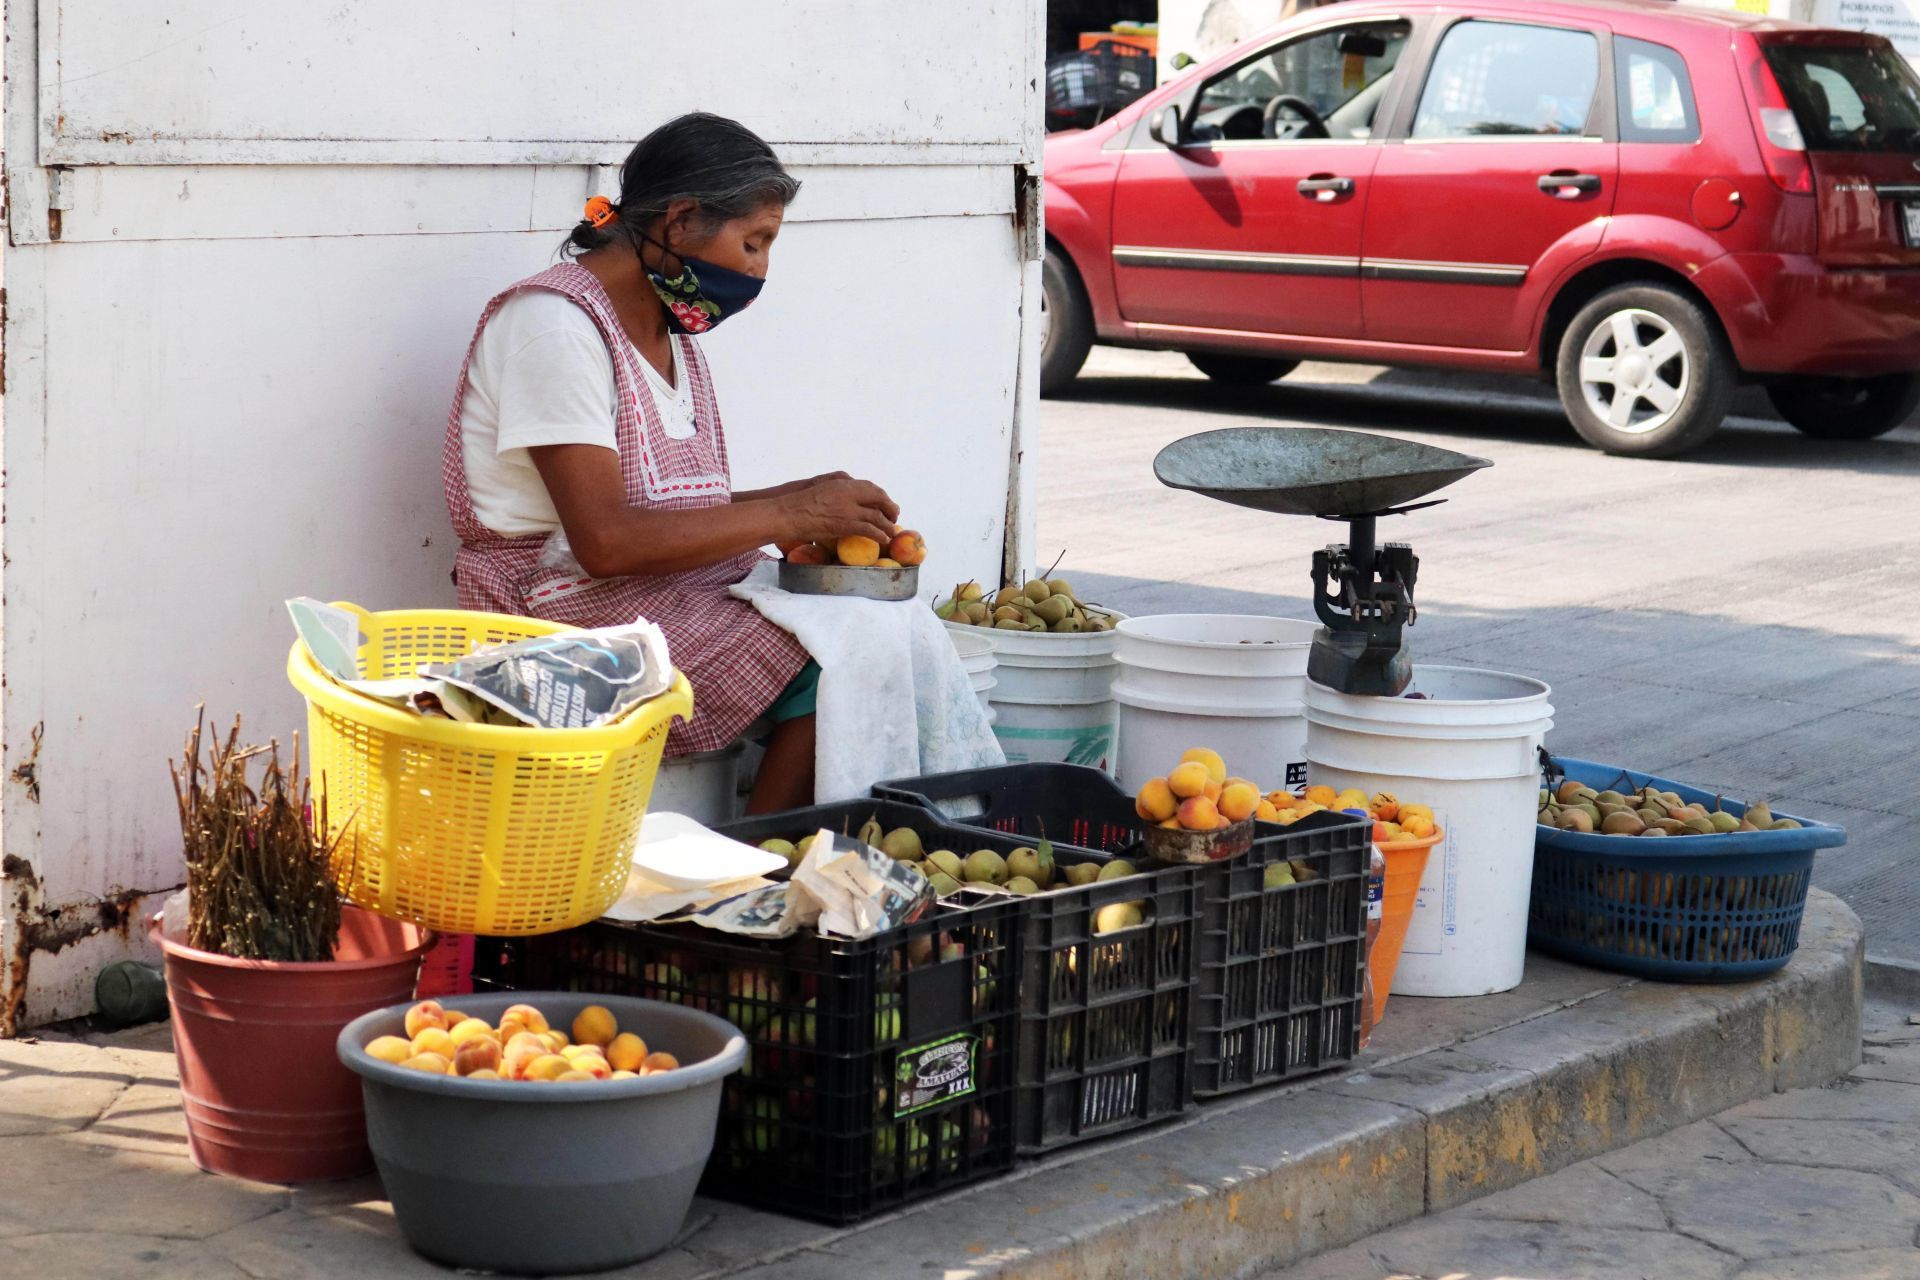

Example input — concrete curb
[1865,953,1920,1003]
[710,891,1863,1280]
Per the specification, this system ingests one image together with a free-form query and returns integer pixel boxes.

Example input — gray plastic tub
[338,991,746,1275]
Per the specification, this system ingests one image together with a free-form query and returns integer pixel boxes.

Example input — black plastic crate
[877,765,1370,1099]
[1190,810,1370,1097]
[876,765,1205,1152]
[471,844,1022,1224]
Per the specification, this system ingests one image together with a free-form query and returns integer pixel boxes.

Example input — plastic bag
[420,620,671,729]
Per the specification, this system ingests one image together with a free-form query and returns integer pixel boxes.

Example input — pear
[1683,816,1717,836]
[1047,578,1075,599]
[1005,876,1039,895]
[857,818,885,850]
[993,605,1025,623]
[934,599,958,620]
[1007,846,1053,888]
[956,581,985,603]
[1636,807,1664,825]
[1093,902,1144,935]
[1263,862,1297,889]
[1033,595,1072,624]
[1600,812,1646,836]
[758,838,795,858]
[994,619,1029,630]
[1096,859,1136,881]
[1024,580,1053,604]
[993,586,1025,609]
[1745,801,1774,826]
[1062,862,1101,886]
[879,827,925,861]
[1557,809,1594,833]
[1708,811,1740,834]
[1051,617,1084,633]
[926,850,964,879]
[1554,780,1591,804]
[1768,818,1802,830]
[962,849,1009,885]
[1595,790,1626,807]
[928,871,962,897]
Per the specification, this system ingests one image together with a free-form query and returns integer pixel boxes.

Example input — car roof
[1269,0,1819,37]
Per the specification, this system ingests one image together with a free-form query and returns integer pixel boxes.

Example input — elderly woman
[443,113,896,810]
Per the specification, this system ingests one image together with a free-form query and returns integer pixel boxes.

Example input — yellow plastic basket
[286,604,693,936]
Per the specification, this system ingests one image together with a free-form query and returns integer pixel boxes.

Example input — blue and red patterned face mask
[640,233,764,335]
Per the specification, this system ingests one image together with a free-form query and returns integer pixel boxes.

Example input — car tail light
[1743,53,1812,194]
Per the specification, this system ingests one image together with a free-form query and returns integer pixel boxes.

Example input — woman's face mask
[641,238,765,335]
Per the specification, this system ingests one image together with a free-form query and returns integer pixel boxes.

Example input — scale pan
[1153,427,1491,517]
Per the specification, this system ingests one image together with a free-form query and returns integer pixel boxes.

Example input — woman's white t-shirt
[460,290,698,537]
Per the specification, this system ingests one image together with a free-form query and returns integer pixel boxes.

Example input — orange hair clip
[584,195,618,228]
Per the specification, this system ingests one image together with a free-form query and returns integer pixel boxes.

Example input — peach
[638,1052,681,1076]
[1159,817,1182,829]
[404,1000,448,1039]
[402,1052,452,1074]
[1254,800,1281,823]
[1218,782,1259,823]
[448,1017,496,1048]
[454,1038,503,1077]
[555,1070,594,1082]
[607,1032,649,1073]
[786,542,831,565]
[836,535,881,567]
[611,1070,639,1080]
[570,1055,613,1080]
[1135,777,1177,823]
[559,1043,605,1062]
[542,1030,570,1052]
[1177,796,1221,831]
[1167,762,1210,800]
[502,1003,550,1035]
[1266,790,1301,809]
[365,1035,413,1065]
[443,1009,472,1027]
[466,1069,502,1080]
[888,530,928,567]
[571,1004,618,1048]
[524,1053,572,1082]
[1180,748,1227,785]
[410,1027,456,1060]
[503,1032,550,1080]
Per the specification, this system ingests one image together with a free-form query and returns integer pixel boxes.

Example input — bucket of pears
[1529,756,1847,983]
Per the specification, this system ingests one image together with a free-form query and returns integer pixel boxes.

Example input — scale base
[1308,627,1412,698]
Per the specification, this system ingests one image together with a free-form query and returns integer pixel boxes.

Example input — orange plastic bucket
[1369,828,1444,1025]
[156,905,430,1183]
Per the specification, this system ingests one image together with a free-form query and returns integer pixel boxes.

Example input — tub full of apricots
[338,992,746,1275]
[778,528,928,601]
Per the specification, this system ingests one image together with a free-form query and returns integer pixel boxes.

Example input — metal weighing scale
[1153,427,1492,697]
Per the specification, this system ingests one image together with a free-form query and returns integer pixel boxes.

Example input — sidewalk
[1264,989,1920,1280]
[0,893,1861,1280]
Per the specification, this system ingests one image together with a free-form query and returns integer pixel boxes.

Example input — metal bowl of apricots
[779,530,926,602]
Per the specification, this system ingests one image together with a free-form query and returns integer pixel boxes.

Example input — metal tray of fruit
[1535,756,1846,856]
[778,561,918,602]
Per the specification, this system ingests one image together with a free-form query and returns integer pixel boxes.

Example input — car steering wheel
[1263,94,1330,140]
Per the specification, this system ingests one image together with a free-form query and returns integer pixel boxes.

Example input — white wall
[1,3,1043,1030]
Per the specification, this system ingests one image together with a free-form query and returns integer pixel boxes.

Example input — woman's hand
[780,476,900,547]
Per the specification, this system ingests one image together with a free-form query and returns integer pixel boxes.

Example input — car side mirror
[1147,104,1184,148]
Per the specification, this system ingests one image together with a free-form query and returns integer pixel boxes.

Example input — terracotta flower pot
[155,904,430,1183]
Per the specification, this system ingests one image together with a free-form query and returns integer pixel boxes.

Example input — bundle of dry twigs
[170,706,345,962]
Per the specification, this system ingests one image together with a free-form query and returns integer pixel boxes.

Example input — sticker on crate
[895,1033,977,1116]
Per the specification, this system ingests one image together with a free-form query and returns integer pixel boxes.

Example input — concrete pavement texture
[1260,989,1920,1280]
[0,893,1861,1280]
[1034,349,1920,961]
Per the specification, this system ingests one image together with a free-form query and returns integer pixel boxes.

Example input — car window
[1617,37,1699,143]
[1765,43,1920,152]
[1193,20,1412,142]
[1411,20,1601,139]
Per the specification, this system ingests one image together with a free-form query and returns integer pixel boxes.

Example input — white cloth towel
[730,561,1004,802]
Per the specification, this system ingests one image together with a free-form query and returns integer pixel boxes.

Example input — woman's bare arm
[530,445,898,579]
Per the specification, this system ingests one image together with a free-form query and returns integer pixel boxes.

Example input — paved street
[1035,347,1920,960]
[1259,993,1920,1280]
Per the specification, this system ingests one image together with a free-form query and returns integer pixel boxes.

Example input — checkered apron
[442,262,809,755]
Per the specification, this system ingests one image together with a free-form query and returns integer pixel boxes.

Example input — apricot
[1180,748,1227,785]
[836,535,881,567]
[1333,789,1368,813]
[502,1003,549,1035]
[365,1035,413,1065]
[466,1069,502,1080]
[541,1030,570,1052]
[448,1017,496,1048]
[524,1054,572,1082]
[556,1070,595,1082]
[1374,820,1403,842]
[1369,793,1400,821]
[410,1027,457,1060]
[638,1052,681,1076]
[402,1052,452,1074]
[454,1038,503,1077]
[1135,777,1177,823]
[1219,782,1259,823]
[1167,762,1210,800]
[607,1032,649,1073]
[888,530,928,567]
[1254,799,1281,823]
[1303,785,1338,808]
[1177,796,1221,831]
[1202,780,1222,803]
[571,1004,618,1048]
[404,1000,448,1039]
[1402,814,1436,839]
[786,542,831,565]
[1159,817,1182,829]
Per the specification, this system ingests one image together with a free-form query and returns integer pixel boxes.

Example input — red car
[1041,0,1920,456]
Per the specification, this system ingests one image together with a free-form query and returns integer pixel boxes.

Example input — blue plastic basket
[1529,757,1847,982]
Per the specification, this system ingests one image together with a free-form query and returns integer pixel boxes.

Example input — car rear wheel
[1185,352,1300,384]
[1766,374,1920,441]
[1040,248,1093,397]
[1555,284,1735,458]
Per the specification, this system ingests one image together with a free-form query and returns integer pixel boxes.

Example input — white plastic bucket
[1110,615,1317,791]
[648,743,746,826]
[947,611,1125,771]
[1305,666,1554,998]
[947,630,999,725]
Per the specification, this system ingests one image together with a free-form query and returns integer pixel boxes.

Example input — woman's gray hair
[564,113,800,256]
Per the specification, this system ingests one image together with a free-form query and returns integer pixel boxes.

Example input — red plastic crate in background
[413,932,474,999]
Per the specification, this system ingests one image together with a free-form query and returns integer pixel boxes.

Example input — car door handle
[1298,176,1354,202]
[1538,173,1601,198]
